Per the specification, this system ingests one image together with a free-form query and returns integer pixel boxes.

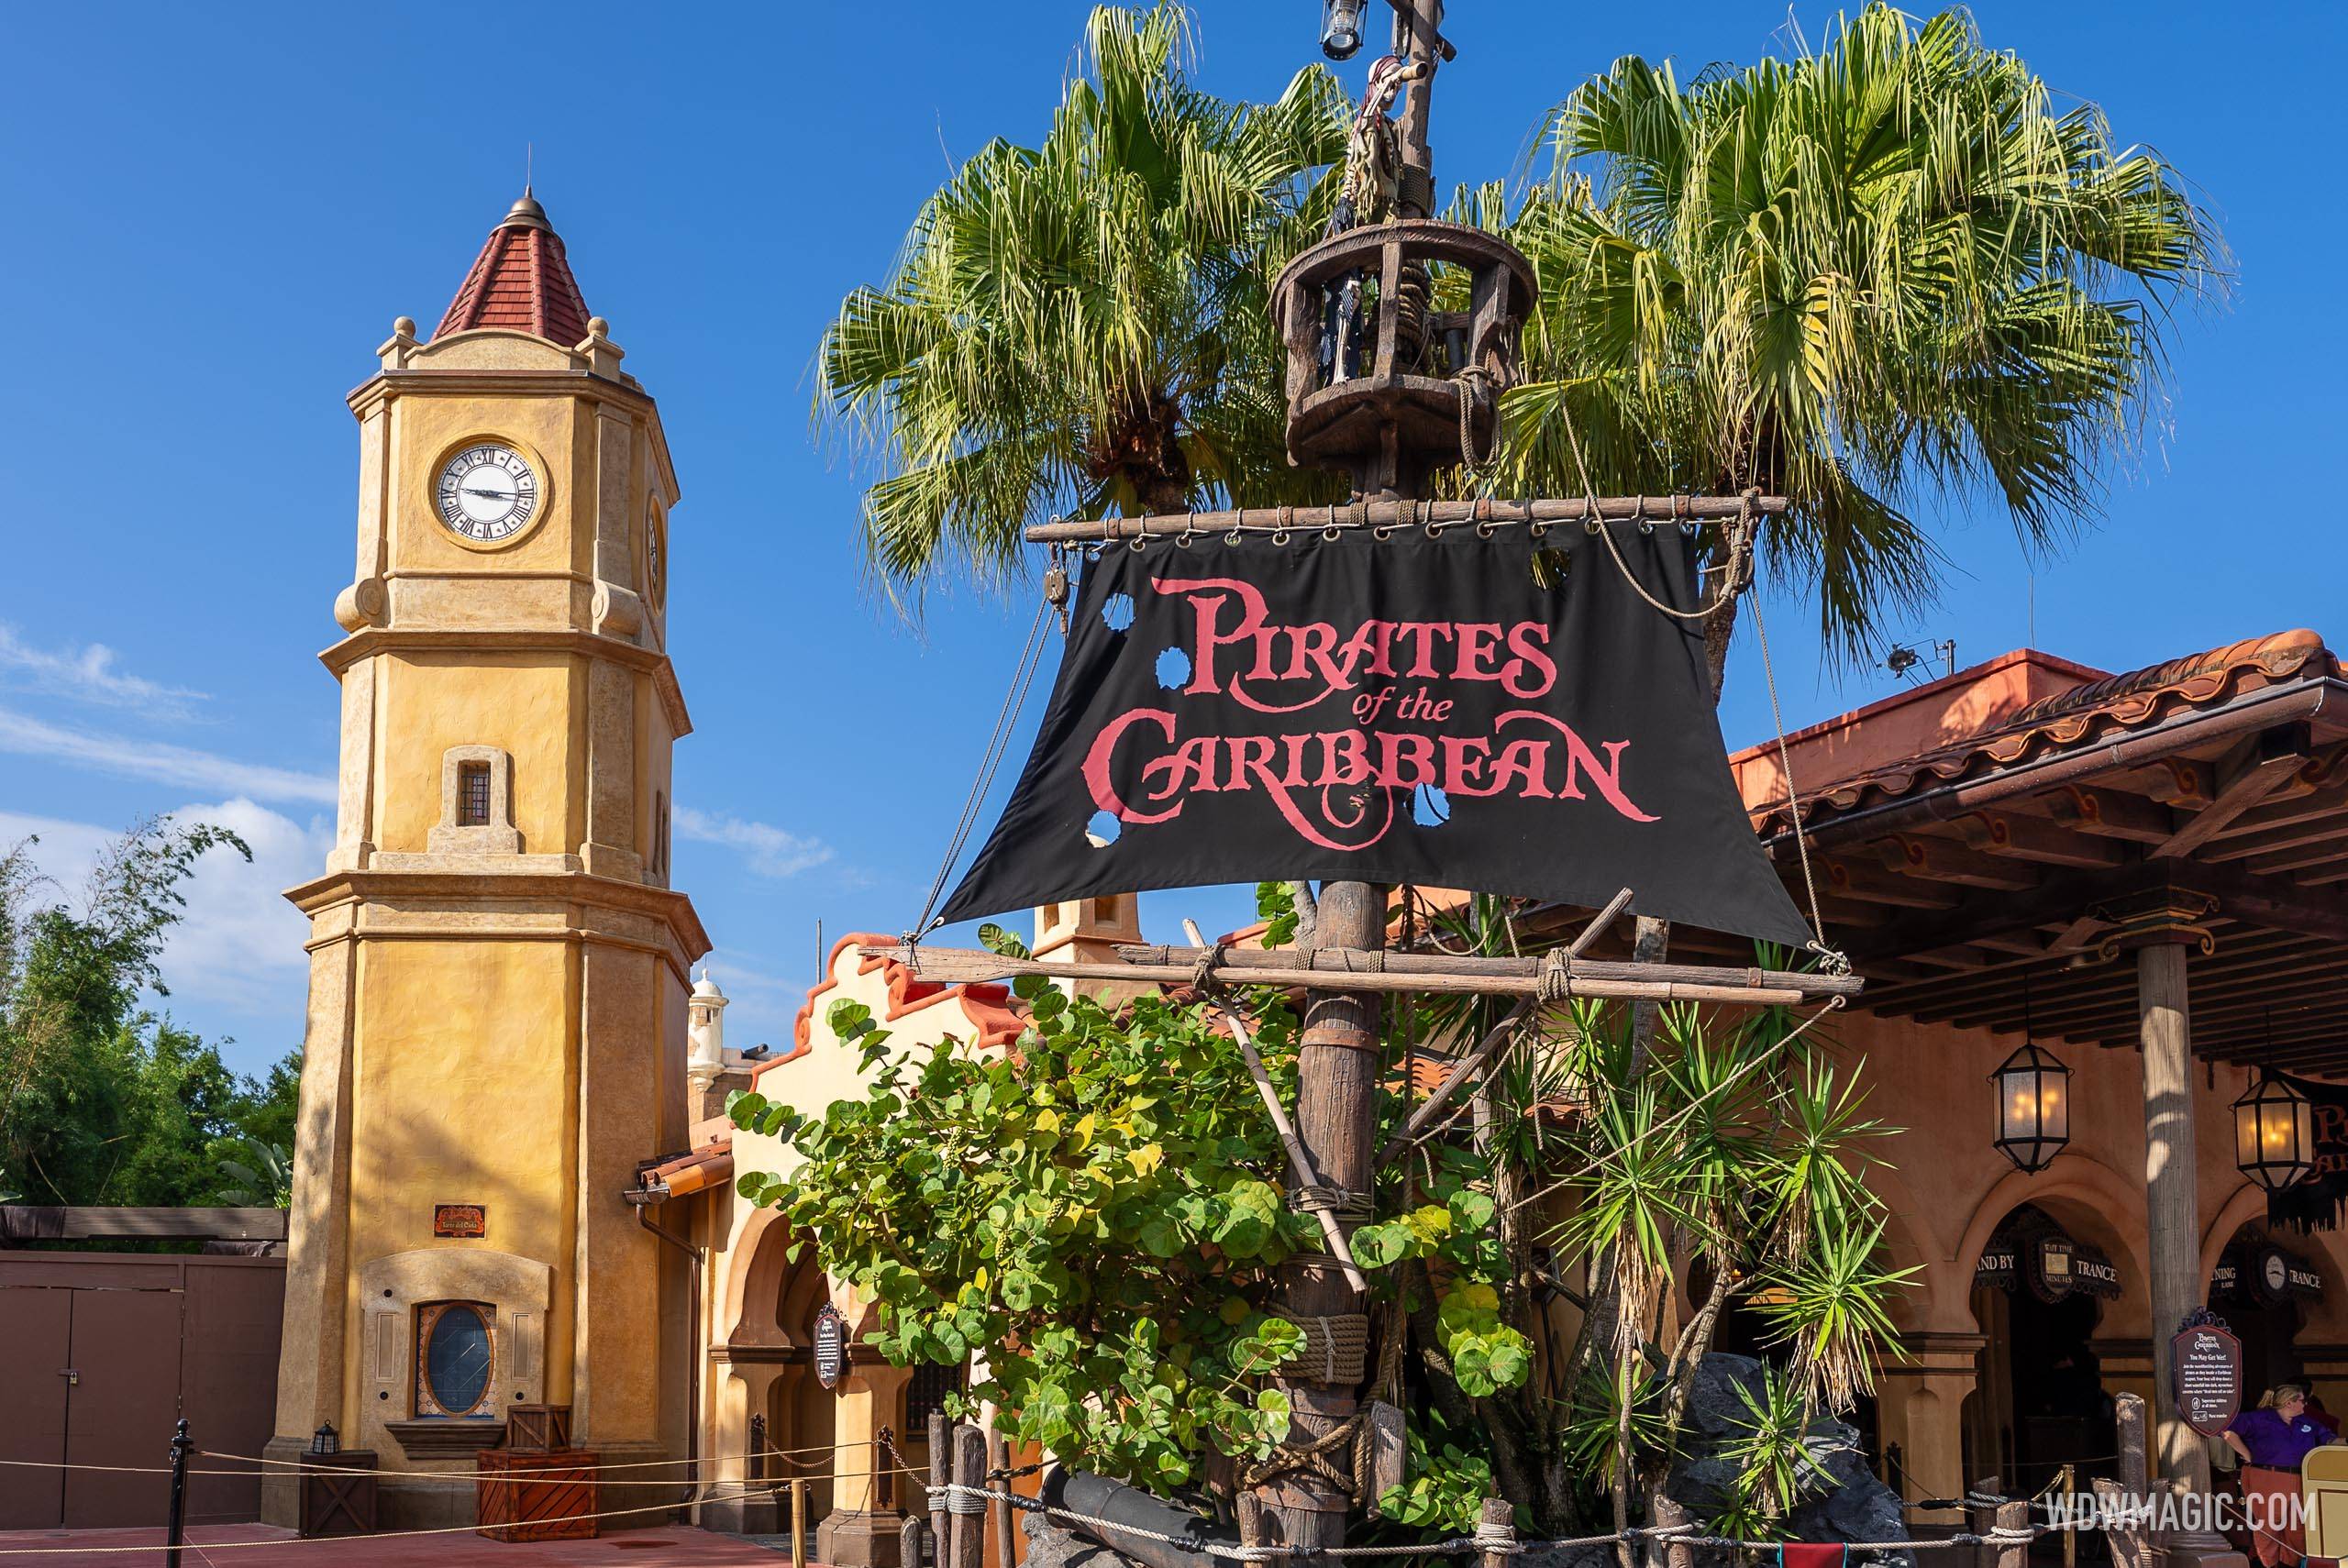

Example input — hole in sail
[1102,592,1136,633]
[1412,783,1451,827]
[1155,646,1191,690]
[1085,811,1123,847]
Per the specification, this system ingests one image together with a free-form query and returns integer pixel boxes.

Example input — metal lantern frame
[1319,0,1369,59]
[2235,1072,2317,1192]
[1991,1041,2072,1174]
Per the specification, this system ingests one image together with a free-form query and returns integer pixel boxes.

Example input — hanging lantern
[1319,0,1368,59]
[310,1422,339,1456]
[1992,1043,2071,1173]
[2235,1074,2316,1192]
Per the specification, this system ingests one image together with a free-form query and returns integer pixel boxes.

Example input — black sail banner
[936,527,1811,946]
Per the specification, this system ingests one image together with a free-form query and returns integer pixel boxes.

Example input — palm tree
[1494,4,2225,690]
[819,3,1349,603]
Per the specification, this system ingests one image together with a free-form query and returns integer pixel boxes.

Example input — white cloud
[0,707,335,804]
[0,799,327,1027]
[0,624,206,719]
[674,805,834,879]
[155,800,331,1021]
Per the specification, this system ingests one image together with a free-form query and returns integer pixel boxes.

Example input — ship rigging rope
[1552,397,1840,964]
[907,585,1057,944]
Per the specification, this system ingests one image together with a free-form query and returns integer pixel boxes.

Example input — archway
[716,1211,839,1534]
[1962,1203,2123,1507]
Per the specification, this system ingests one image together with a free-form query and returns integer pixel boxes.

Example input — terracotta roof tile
[432,191,594,346]
[1749,629,2339,836]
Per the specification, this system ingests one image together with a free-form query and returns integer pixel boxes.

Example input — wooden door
[60,1287,183,1528]
[0,1287,72,1528]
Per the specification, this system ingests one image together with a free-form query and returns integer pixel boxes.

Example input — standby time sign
[940,529,1809,946]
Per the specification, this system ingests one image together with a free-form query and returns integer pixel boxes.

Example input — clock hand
[462,487,515,499]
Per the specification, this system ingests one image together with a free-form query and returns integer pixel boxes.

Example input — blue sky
[0,2,2341,1077]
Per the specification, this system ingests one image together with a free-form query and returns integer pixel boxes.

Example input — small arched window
[415,1300,496,1419]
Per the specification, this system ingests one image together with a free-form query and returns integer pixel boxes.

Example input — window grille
[458,762,493,826]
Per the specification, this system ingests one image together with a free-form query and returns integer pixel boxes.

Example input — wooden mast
[1264,3,1445,1556]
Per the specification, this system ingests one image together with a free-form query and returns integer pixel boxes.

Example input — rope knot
[1536,948,1573,1005]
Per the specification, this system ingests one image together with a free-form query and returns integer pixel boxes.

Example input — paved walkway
[0,1522,792,1565]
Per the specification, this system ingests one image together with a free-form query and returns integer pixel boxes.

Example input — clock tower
[264,192,710,1527]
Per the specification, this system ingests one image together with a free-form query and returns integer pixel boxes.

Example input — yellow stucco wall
[266,309,706,1529]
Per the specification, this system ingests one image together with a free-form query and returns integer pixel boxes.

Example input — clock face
[646,503,666,608]
[436,443,540,543]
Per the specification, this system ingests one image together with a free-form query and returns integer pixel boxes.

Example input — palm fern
[819,3,1349,604]
[1498,4,2225,673]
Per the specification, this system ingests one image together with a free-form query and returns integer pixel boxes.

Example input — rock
[1024,1515,1140,1568]
[1661,1353,1915,1568]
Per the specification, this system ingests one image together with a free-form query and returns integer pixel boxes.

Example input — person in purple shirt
[2225,1383,2335,1567]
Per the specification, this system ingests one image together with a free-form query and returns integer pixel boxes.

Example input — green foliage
[1717,1366,1834,1533]
[733,982,1330,1485]
[1378,1419,1497,1533]
[1253,882,1298,949]
[0,818,301,1214]
[818,2,1348,602]
[1498,4,2227,664]
[216,1138,294,1209]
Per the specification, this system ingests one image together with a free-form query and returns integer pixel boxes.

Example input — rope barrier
[922,1481,2058,1561]
[0,1485,781,1555]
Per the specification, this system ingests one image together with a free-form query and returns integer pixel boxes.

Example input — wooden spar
[1106,942,1864,999]
[1378,1003,1530,1166]
[1181,919,1368,1296]
[865,944,1857,1007]
[1023,493,1788,543]
[1372,887,1637,1165]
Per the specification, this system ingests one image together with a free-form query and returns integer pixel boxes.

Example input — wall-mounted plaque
[2172,1318,2243,1438]
[434,1204,486,1239]
[813,1302,847,1390]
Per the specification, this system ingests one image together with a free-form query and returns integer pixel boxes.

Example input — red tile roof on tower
[432,189,593,346]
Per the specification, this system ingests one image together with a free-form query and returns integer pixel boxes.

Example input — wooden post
[2117,1391,2149,1496]
[1477,1497,1515,1568]
[951,1424,988,1568]
[2139,941,2208,1490]
[1393,0,1439,218]
[1994,1496,2031,1568]
[987,1424,1016,1568]
[1263,878,1383,1556]
[1650,1496,1694,1568]
[1967,1477,2004,1568]
[903,1513,928,1568]
[930,1411,951,1568]
[791,1480,810,1568]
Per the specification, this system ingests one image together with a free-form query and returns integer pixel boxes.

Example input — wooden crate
[297,1451,378,1539]
[504,1403,573,1453]
[476,1448,598,1542]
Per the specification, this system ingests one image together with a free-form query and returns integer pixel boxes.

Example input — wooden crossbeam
[2041,785,2175,844]
[1874,834,2041,890]
[871,943,1861,1007]
[1021,493,1789,544]
[1823,858,1964,909]
[1949,811,2128,869]
[2152,746,2308,859]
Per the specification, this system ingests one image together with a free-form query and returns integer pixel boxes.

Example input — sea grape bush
[726,926,1531,1501]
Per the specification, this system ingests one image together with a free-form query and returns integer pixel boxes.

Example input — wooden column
[2138,939,2206,1490]
[1265,879,1383,1554]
